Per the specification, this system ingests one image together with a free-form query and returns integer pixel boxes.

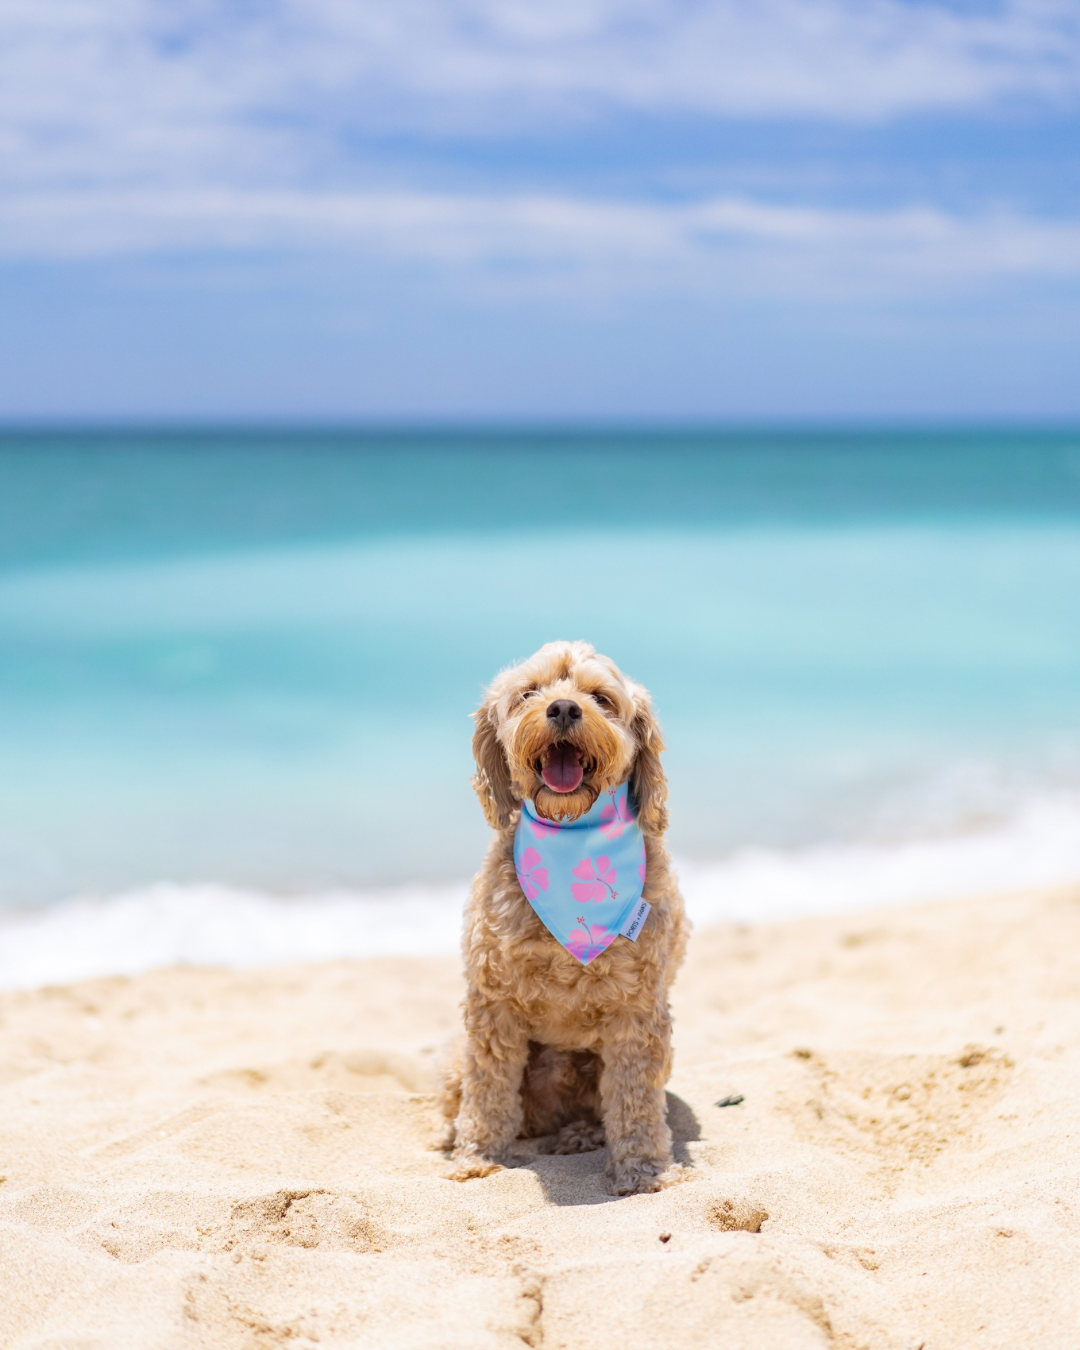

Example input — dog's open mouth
[540,742,586,794]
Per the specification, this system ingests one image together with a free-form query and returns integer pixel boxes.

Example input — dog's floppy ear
[471,697,517,830]
[629,685,669,837]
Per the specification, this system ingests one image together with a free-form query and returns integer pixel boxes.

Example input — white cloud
[4,185,1079,300]
[2,1,1077,306]
[0,1,1078,192]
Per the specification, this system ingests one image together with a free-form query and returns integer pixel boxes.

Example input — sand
[2,884,1079,1350]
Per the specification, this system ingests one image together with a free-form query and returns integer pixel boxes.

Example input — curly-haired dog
[440,640,689,1195]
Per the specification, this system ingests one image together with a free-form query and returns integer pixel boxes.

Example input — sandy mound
[2,887,1080,1349]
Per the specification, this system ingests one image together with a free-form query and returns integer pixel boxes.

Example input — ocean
[2,426,1079,987]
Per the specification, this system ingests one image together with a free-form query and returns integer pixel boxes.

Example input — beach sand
[2,885,1079,1349]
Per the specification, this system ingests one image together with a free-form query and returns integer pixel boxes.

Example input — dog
[440,640,688,1195]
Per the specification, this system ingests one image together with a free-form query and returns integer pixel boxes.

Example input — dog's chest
[495,939,652,1047]
[475,839,661,1043]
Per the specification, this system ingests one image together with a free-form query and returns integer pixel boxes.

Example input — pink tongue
[541,744,583,793]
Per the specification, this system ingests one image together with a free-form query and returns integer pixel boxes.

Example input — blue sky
[2,0,1079,420]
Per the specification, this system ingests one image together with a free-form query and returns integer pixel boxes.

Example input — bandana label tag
[619,899,651,942]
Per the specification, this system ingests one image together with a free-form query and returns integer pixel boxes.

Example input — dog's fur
[440,640,689,1195]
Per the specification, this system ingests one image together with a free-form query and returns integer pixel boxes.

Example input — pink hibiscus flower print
[567,919,614,964]
[515,846,549,902]
[639,841,647,885]
[529,817,560,839]
[571,856,617,903]
[599,789,633,840]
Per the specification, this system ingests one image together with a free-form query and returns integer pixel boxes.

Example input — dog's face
[471,640,669,836]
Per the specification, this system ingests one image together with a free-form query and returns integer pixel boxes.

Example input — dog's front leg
[600,1011,674,1195]
[447,993,529,1180]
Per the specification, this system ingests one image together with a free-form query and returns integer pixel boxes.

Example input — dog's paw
[550,1120,606,1155]
[605,1157,674,1196]
[444,1149,505,1182]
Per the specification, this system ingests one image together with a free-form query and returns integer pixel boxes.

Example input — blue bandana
[513,782,649,965]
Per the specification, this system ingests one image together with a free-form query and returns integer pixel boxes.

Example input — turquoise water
[2,427,1079,906]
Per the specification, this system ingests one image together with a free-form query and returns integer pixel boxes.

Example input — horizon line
[2,417,1080,438]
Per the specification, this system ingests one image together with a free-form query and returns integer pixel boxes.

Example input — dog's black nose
[546,699,582,730]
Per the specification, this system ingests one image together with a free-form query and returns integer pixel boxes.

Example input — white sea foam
[1,795,1079,992]
[679,793,1080,928]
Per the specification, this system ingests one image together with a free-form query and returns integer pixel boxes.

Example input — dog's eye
[520,688,539,700]
[592,691,615,712]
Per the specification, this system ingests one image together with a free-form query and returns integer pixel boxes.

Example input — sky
[1,0,1080,421]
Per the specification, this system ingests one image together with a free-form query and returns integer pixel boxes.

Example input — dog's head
[471,640,668,837]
